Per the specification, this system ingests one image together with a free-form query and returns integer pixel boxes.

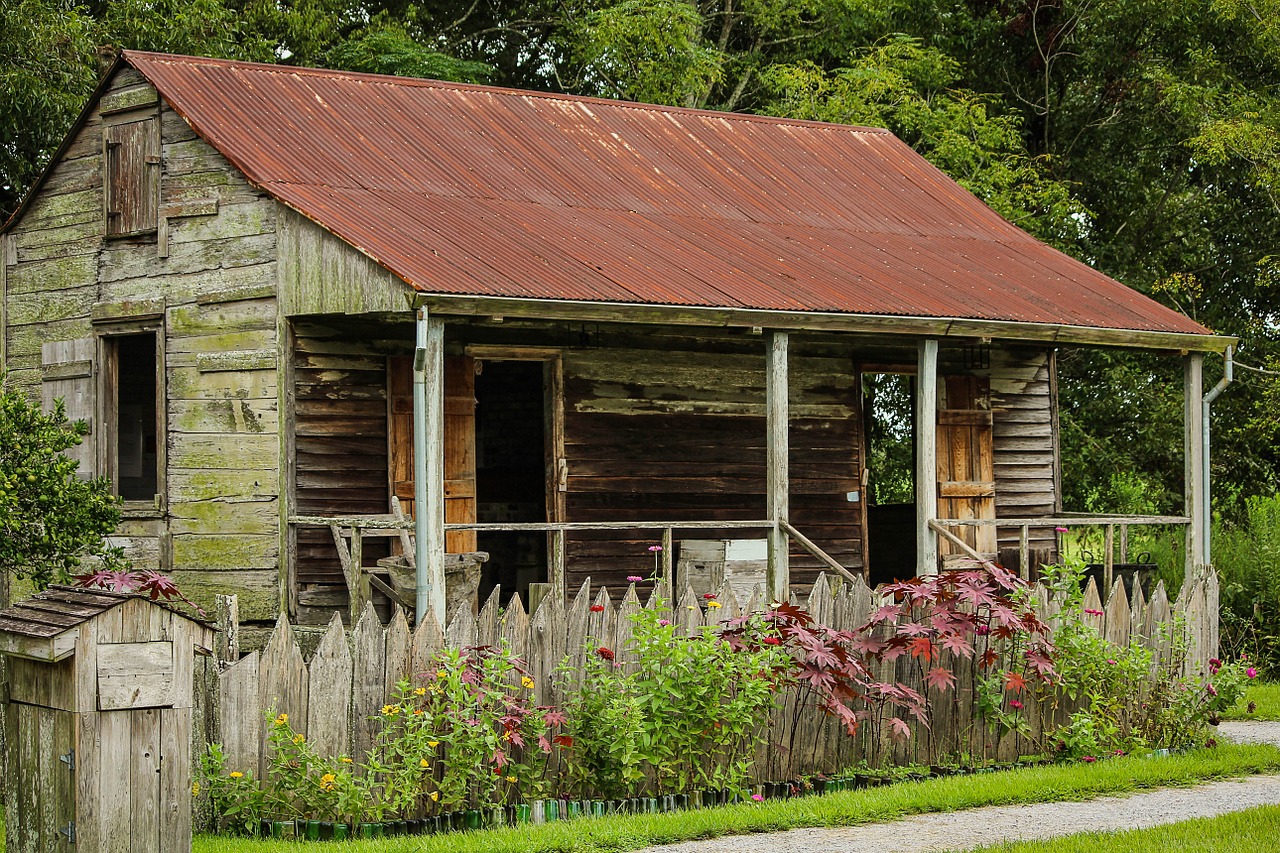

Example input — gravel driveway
[639,722,1280,853]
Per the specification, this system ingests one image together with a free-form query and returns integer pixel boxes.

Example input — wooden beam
[766,330,789,603]
[928,520,988,565]
[917,338,939,575]
[415,309,447,626]
[1185,352,1206,577]
[780,520,860,585]
[417,293,1236,353]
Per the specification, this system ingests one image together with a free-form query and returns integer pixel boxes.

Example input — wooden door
[388,355,477,552]
[936,375,997,559]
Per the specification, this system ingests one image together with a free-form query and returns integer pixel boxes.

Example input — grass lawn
[974,802,1280,852]
[190,742,1280,853]
[1223,681,1280,721]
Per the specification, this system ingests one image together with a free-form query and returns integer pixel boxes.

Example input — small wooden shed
[0,586,214,853]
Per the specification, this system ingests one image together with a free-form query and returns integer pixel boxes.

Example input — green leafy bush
[0,383,122,590]
[1214,493,1280,674]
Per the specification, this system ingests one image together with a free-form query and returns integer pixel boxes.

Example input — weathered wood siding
[990,347,1059,554]
[1,68,280,618]
[278,209,413,317]
[562,346,862,590]
[291,321,406,624]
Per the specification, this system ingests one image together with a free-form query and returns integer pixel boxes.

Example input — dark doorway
[863,372,917,586]
[474,360,548,605]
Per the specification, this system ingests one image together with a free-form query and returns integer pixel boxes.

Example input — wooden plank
[766,331,790,601]
[350,602,385,760]
[129,708,161,852]
[257,615,307,776]
[218,649,260,779]
[1185,353,1205,573]
[422,313,447,624]
[159,707,193,853]
[99,708,132,852]
[306,613,353,759]
[917,339,939,574]
[384,607,412,696]
[410,608,445,677]
[97,640,174,709]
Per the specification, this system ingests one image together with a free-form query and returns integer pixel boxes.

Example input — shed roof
[19,50,1221,344]
[0,586,211,662]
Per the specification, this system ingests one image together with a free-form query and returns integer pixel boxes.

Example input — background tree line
[2,0,1277,519]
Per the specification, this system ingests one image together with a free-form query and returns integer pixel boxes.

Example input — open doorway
[863,372,917,585]
[474,360,549,605]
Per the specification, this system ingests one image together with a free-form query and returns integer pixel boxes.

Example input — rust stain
[123,50,1208,336]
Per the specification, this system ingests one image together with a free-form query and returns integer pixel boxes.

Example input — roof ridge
[122,49,894,137]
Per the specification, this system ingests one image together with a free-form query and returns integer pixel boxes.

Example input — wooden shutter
[41,339,96,477]
[936,375,996,559]
[104,118,159,236]
[388,355,477,553]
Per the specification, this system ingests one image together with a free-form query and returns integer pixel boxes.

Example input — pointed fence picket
[200,568,1218,781]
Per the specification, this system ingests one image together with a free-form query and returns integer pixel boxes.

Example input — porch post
[414,308,447,626]
[916,338,939,575]
[766,330,790,603]
[1184,352,1206,578]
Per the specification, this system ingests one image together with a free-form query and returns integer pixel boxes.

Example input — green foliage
[1213,493,1280,671]
[561,601,788,798]
[0,383,123,590]
[197,743,266,836]
[324,20,493,82]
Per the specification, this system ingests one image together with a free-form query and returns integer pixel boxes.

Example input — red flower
[1081,755,1096,763]
[762,637,782,646]
[596,646,614,661]
[590,604,605,613]
[703,593,716,600]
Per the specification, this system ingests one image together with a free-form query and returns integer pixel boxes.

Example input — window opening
[111,333,159,502]
[863,372,916,585]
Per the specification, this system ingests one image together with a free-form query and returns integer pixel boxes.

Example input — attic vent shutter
[936,375,996,562]
[104,118,160,237]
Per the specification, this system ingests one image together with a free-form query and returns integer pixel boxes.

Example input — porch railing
[930,514,1192,595]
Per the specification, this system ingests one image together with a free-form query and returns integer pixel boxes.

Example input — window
[104,117,160,237]
[99,327,165,509]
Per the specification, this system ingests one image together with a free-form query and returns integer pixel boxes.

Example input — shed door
[4,703,76,851]
[388,355,477,553]
[936,376,996,559]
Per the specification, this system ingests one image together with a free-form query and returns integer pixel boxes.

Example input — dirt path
[640,722,1280,853]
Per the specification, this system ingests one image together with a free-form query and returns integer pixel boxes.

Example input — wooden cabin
[0,51,1233,627]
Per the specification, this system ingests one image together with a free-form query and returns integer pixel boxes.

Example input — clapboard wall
[990,347,1059,555]
[562,344,862,590]
[1,68,281,619]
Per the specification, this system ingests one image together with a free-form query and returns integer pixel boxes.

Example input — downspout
[1202,345,1234,568]
[413,308,431,624]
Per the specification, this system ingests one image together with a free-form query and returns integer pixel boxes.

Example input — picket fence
[192,568,1219,784]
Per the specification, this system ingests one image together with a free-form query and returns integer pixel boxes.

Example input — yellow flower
[229,771,244,779]
[429,791,440,802]
[707,600,722,609]
[521,676,535,689]
[688,605,696,610]
[506,776,517,783]
[419,758,430,768]
[340,757,353,764]
[435,669,448,680]
[292,733,305,744]
[381,704,399,716]
[428,740,439,748]
[319,773,336,791]
[273,713,288,726]
[191,781,200,796]
[414,687,427,696]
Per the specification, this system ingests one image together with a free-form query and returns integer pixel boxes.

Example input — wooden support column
[415,309,447,626]
[1184,352,1206,578]
[766,331,790,603]
[916,338,939,575]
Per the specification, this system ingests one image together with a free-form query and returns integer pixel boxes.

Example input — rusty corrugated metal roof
[123,50,1209,335]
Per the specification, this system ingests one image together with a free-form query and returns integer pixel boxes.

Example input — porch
[279,312,1210,628]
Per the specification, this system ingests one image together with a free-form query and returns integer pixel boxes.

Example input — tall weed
[1214,493,1280,674]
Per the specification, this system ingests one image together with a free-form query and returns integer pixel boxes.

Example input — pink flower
[1081,755,1096,763]
[626,576,643,583]
[1107,659,1116,665]
[1206,683,1218,696]
[1055,526,1068,533]
[648,545,663,552]
[751,794,764,802]
[1084,609,1103,616]
[975,624,991,636]
[1010,700,1024,710]
[1248,667,1258,679]
[659,619,671,627]
[1209,658,1222,674]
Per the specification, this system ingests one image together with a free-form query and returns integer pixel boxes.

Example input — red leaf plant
[721,561,1056,768]
[73,567,205,616]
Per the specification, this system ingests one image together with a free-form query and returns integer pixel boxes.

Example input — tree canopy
[2,0,1277,516]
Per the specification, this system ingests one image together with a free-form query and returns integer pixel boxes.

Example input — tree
[0,382,123,595]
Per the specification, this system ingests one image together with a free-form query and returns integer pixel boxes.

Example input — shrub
[1214,493,1280,674]
[0,383,122,590]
